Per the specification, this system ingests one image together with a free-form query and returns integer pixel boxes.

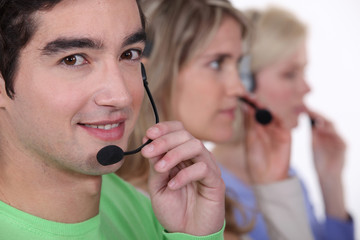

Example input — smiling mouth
[83,123,120,130]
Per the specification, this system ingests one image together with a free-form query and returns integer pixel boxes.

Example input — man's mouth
[79,121,125,141]
[84,123,120,130]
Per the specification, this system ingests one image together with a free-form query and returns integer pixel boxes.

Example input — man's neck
[0,153,102,223]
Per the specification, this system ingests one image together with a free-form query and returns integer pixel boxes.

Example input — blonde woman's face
[255,42,311,129]
[171,16,246,142]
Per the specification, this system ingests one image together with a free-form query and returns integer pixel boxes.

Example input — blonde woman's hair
[117,0,252,237]
[245,6,307,72]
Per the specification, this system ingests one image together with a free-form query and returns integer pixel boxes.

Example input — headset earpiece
[239,55,256,92]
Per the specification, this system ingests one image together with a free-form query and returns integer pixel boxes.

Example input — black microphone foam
[255,109,273,125]
[310,117,316,128]
[97,145,124,166]
[239,97,273,125]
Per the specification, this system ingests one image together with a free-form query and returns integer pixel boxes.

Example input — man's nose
[94,62,133,109]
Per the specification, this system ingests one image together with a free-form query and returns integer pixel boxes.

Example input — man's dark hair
[0,0,145,99]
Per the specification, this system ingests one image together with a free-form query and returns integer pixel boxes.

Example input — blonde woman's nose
[227,67,247,97]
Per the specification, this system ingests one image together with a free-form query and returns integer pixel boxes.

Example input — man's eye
[121,49,142,60]
[62,54,87,66]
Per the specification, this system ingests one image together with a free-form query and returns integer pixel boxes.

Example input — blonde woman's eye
[209,57,225,71]
[62,54,87,66]
[121,49,142,60]
[210,60,220,70]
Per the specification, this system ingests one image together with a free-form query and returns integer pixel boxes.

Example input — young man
[0,0,225,239]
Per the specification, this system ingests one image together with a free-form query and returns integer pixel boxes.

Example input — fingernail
[156,160,166,170]
[149,126,160,136]
[143,144,154,153]
[168,179,176,188]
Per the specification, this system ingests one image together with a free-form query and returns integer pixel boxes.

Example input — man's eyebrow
[122,28,146,47]
[41,29,146,56]
[41,38,103,55]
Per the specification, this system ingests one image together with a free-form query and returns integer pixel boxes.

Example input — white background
[230,0,360,237]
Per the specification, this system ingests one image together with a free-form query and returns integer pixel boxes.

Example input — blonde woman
[118,1,314,239]
[119,0,250,238]
[212,6,354,240]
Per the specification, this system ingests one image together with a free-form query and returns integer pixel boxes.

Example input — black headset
[97,63,159,166]
[239,54,256,93]
[238,54,273,125]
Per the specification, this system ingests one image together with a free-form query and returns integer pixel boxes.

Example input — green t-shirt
[0,173,224,239]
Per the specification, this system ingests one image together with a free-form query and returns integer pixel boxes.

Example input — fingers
[167,161,209,189]
[142,122,194,161]
[241,101,291,183]
[307,108,338,132]
[152,138,204,173]
[307,109,340,135]
[141,121,221,190]
[144,121,185,142]
[306,109,347,151]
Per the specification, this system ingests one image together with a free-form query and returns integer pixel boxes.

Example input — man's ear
[0,74,10,108]
[141,58,148,65]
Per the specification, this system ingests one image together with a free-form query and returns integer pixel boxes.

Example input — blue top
[219,165,354,240]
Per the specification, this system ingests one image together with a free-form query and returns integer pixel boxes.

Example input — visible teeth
[84,123,119,130]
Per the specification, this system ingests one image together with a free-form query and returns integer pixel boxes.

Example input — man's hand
[141,121,225,236]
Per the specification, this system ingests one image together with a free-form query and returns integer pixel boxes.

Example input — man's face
[0,0,145,175]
